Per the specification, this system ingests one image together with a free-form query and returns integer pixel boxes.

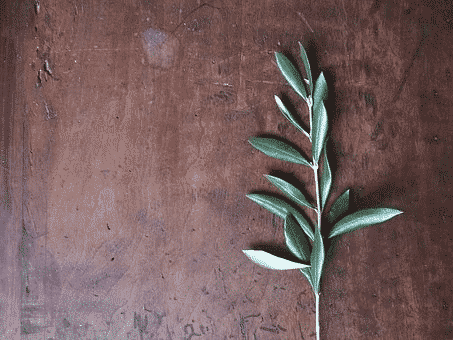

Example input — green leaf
[312,73,328,163]
[243,250,310,270]
[246,194,314,241]
[298,42,313,95]
[329,208,404,238]
[313,72,328,103]
[327,189,350,224]
[300,267,314,289]
[247,194,287,218]
[274,95,310,139]
[275,52,308,102]
[249,137,310,166]
[291,212,314,242]
[265,174,314,209]
[310,227,324,293]
[320,145,331,211]
[284,214,311,262]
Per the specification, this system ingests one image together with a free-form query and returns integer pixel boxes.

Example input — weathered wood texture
[1,0,452,339]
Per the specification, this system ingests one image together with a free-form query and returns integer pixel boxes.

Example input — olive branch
[242,42,403,340]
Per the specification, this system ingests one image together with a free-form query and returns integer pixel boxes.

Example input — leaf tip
[243,249,254,258]
[394,210,404,217]
[387,208,404,217]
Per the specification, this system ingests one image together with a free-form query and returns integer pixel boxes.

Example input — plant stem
[313,163,321,340]
[313,162,321,230]
[310,93,322,340]
[316,292,320,340]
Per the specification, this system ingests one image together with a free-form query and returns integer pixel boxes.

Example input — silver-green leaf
[312,73,328,163]
[284,214,311,262]
[274,95,310,139]
[313,72,328,104]
[265,174,314,210]
[275,52,308,103]
[298,42,313,95]
[247,193,287,218]
[246,194,314,241]
[329,208,404,238]
[300,267,314,289]
[310,227,324,293]
[243,250,310,270]
[249,137,310,166]
[320,145,331,211]
[327,189,350,224]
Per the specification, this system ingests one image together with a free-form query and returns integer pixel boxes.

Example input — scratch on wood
[296,12,314,33]
[392,24,430,103]
[370,120,382,141]
[170,3,222,35]
[166,325,172,339]
[239,313,261,339]
[246,80,280,85]
[299,323,306,339]
[213,82,233,87]
[216,266,228,294]
[277,324,287,332]
[44,101,56,120]
[183,324,201,340]
[260,326,278,333]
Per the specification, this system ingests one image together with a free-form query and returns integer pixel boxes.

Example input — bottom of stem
[316,292,320,340]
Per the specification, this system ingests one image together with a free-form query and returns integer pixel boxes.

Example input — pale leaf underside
[243,250,310,270]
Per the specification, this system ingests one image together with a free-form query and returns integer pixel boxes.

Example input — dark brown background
[1,0,452,339]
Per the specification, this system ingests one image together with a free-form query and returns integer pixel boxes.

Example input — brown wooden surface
[1,0,453,339]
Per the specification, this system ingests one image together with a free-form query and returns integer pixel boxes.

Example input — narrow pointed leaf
[312,73,328,163]
[243,250,310,270]
[298,42,313,95]
[313,72,328,104]
[327,189,350,224]
[310,227,324,293]
[246,194,314,241]
[265,174,314,209]
[320,145,332,211]
[247,193,287,217]
[249,137,310,166]
[300,267,314,288]
[329,208,404,238]
[284,214,311,262]
[275,52,308,102]
[274,95,310,139]
[292,213,314,242]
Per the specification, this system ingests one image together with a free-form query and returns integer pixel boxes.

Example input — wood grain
[1,0,452,339]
